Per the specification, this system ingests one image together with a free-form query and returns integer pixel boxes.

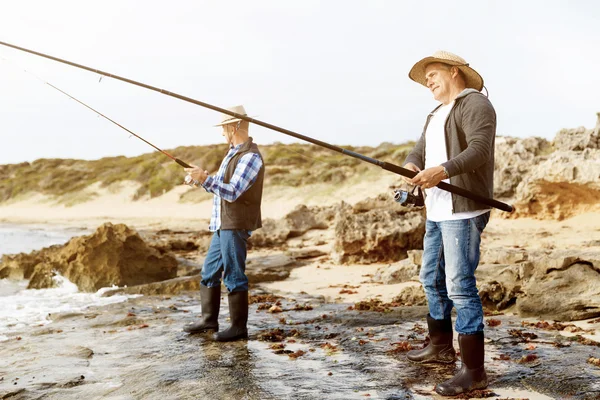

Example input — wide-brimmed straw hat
[408,50,484,91]
[214,105,249,127]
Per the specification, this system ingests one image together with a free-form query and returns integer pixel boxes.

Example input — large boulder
[0,223,178,292]
[332,197,425,264]
[516,250,600,321]
[476,249,600,321]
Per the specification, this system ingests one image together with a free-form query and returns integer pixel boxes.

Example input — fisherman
[402,51,496,396]
[183,105,264,342]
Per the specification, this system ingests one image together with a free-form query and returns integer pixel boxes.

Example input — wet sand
[2,291,599,399]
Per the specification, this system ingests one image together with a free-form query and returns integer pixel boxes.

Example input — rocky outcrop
[494,136,552,199]
[249,204,332,248]
[373,251,423,284]
[332,196,425,264]
[477,249,600,321]
[553,126,599,151]
[142,229,213,255]
[385,245,600,322]
[495,119,600,220]
[510,149,600,220]
[516,250,600,321]
[0,223,178,292]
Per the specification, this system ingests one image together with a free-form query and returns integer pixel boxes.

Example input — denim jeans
[201,230,251,292]
[419,212,490,334]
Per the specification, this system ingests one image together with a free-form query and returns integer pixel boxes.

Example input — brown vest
[220,137,264,230]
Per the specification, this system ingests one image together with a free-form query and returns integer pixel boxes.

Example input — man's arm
[403,134,425,170]
[441,95,496,178]
[202,153,263,202]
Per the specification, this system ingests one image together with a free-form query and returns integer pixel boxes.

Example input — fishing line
[0,55,192,168]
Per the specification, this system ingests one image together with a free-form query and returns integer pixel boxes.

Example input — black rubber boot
[214,291,249,342]
[407,314,456,364]
[435,332,488,396]
[183,285,221,333]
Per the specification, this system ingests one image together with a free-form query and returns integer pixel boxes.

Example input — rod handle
[175,158,192,168]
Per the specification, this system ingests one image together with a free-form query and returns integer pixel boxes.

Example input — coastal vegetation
[0,141,414,202]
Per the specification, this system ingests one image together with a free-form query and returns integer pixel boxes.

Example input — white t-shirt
[424,101,490,222]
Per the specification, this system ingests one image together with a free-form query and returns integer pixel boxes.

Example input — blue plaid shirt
[201,142,263,232]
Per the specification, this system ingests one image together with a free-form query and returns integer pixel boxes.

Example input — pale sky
[0,1,598,164]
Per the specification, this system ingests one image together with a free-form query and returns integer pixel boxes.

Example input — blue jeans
[420,212,490,334]
[201,230,251,292]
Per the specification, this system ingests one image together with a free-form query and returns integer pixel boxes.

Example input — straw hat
[408,50,484,91]
[214,105,248,127]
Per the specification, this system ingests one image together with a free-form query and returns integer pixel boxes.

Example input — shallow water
[2,293,598,399]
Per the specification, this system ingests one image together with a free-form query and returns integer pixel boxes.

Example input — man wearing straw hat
[402,51,496,396]
[182,105,264,342]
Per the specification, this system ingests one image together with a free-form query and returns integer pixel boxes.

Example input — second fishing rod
[0,40,514,213]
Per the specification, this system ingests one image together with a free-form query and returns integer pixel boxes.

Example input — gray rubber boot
[214,291,248,342]
[183,285,221,333]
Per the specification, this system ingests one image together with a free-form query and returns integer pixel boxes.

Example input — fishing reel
[184,174,200,187]
[393,185,425,207]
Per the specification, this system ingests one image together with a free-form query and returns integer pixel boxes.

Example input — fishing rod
[48,83,192,168]
[0,40,513,212]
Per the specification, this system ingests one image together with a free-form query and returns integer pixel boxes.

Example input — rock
[477,263,526,310]
[332,201,425,264]
[64,346,94,359]
[104,253,300,296]
[493,136,552,199]
[285,248,328,259]
[246,254,299,283]
[392,284,426,306]
[510,149,600,220]
[374,259,420,284]
[175,257,203,277]
[0,250,52,280]
[475,250,600,321]
[480,247,528,265]
[407,250,423,266]
[516,250,600,321]
[248,218,291,247]
[0,223,178,292]
[142,229,212,254]
[491,120,600,220]
[249,205,331,248]
[284,204,329,237]
[103,276,200,296]
[553,126,599,151]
